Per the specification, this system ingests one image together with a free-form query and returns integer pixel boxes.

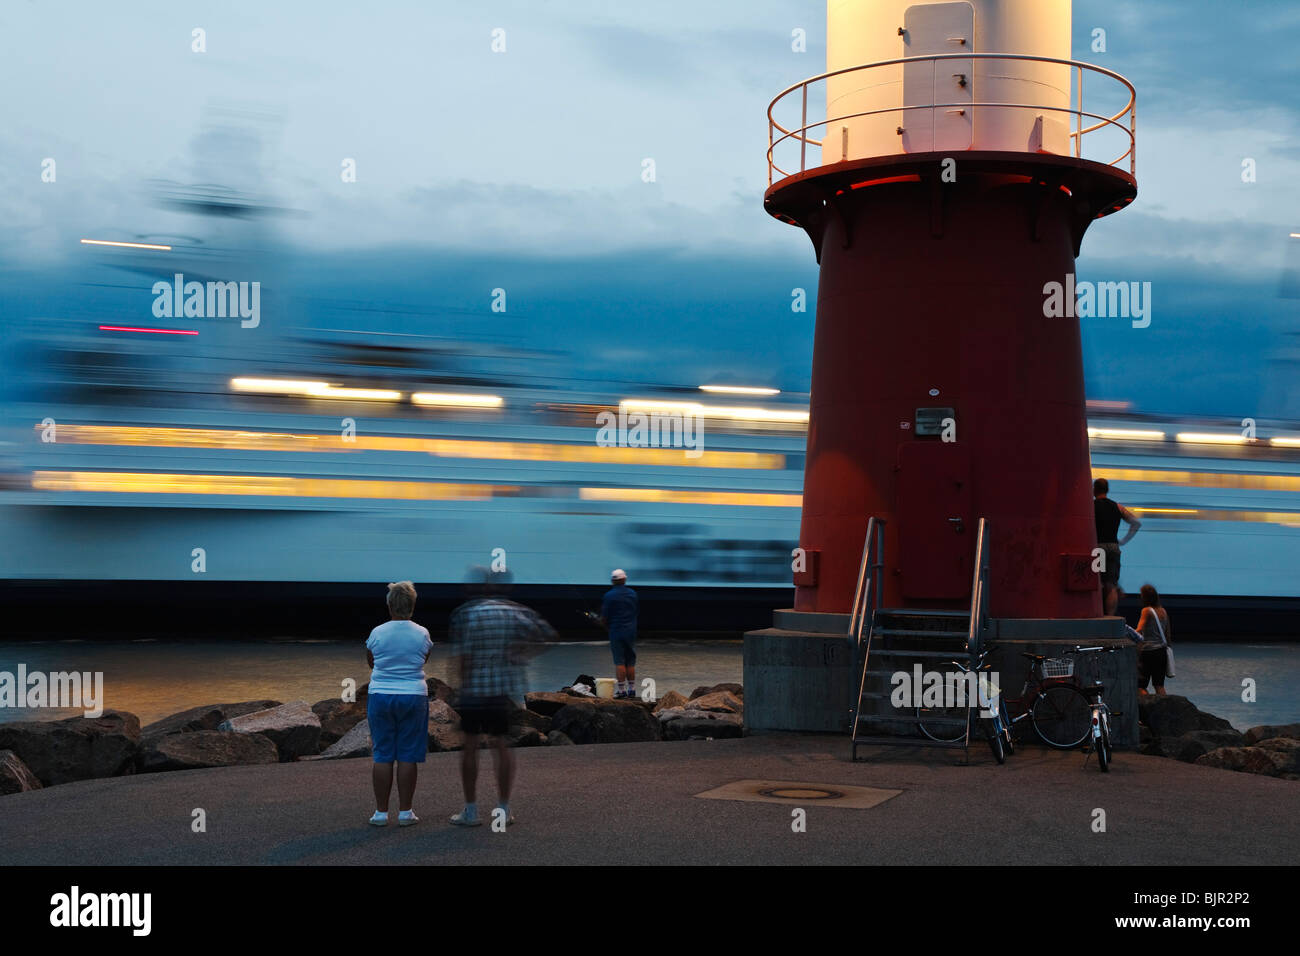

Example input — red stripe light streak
[98,326,198,335]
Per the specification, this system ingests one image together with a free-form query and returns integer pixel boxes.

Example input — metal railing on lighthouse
[767,52,1137,187]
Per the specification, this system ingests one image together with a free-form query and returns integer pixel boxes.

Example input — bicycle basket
[1041,657,1074,678]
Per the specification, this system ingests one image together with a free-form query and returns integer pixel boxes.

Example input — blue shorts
[610,637,637,667]
[367,693,429,763]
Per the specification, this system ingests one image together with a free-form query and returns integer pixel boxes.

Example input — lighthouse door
[901,2,975,153]
[897,441,972,599]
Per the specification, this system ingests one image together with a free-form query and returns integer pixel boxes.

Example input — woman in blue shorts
[364,581,433,827]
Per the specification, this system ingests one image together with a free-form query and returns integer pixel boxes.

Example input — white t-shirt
[365,619,433,695]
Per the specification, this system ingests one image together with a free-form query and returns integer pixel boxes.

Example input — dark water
[0,639,1295,731]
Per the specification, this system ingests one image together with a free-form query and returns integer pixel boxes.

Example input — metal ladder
[849,517,991,762]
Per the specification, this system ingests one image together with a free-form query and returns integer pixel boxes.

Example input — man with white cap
[599,569,639,699]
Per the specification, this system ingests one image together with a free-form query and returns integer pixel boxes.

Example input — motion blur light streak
[1094,467,1300,493]
[98,326,198,335]
[619,399,809,424]
[579,487,802,507]
[31,471,510,501]
[229,378,403,402]
[698,385,781,396]
[410,392,505,408]
[79,238,172,251]
[1087,427,1166,440]
[37,424,785,469]
[1176,432,1252,445]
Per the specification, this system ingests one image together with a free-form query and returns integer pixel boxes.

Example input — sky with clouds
[2,0,1297,416]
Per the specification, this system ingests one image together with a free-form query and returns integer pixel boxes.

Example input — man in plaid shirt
[449,568,555,828]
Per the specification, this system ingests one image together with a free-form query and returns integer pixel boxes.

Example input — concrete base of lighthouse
[743,611,859,734]
[743,610,1138,745]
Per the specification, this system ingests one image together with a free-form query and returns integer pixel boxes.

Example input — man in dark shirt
[1094,477,1142,615]
[599,569,639,699]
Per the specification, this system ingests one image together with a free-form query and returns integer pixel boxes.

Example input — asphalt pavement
[2,734,1293,865]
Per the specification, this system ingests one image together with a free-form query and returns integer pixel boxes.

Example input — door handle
[948,517,965,533]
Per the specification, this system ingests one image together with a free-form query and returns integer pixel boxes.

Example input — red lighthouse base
[767,152,1136,620]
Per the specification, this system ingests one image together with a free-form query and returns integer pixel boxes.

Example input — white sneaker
[450,809,482,827]
[398,810,420,827]
[368,810,389,827]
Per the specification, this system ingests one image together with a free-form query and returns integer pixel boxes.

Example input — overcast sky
[2,0,1297,416]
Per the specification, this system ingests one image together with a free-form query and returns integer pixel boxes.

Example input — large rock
[1139,695,1232,738]
[426,678,456,704]
[687,690,743,714]
[428,699,464,753]
[525,691,585,717]
[1165,729,1247,763]
[311,699,367,746]
[546,730,574,746]
[1256,737,1300,774]
[664,711,744,740]
[218,701,321,761]
[1195,747,1281,776]
[690,683,743,700]
[507,726,547,748]
[550,699,662,744]
[320,720,373,760]
[139,731,279,772]
[653,691,690,714]
[1244,723,1300,746]
[510,707,552,735]
[504,706,550,747]
[0,710,141,786]
[0,749,43,795]
[141,700,282,740]
[1138,723,1162,756]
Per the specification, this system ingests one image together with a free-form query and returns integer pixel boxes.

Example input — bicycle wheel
[999,699,1015,756]
[1097,720,1111,773]
[1031,684,1092,749]
[916,705,969,743]
[987,719,1005,764]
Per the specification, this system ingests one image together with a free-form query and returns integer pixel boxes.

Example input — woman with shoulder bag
[1135,583,1172,696]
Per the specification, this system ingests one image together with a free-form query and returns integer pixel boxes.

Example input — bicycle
[1074,645,1123,772]
[915,646,1010,764]
[996,648,1097,749]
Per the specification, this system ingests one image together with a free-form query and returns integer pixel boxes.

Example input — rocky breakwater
[652,683,745,740]
[0,679,748,792]
[0,710,142,788]
[1138,695,1300,780]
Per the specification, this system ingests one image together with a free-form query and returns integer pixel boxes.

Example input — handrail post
[848,516,874,640]
[873,519,884,622]
[1075,64,1083,158]
[967,518,988,654]
[800,83,808,173]
[1130,101,1137,174]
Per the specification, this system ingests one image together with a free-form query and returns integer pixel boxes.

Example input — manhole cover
[759,787,844,800]
[695,779,902,809]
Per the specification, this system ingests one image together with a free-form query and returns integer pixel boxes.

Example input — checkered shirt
[450,597,555,700]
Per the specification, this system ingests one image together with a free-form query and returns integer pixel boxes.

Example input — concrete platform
[1,735,1294,865]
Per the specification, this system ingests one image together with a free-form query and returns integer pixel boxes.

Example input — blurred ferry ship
[4,304,1300,602]
[2,158,1300,633]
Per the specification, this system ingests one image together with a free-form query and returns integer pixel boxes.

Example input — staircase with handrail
[849,516,992,761]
